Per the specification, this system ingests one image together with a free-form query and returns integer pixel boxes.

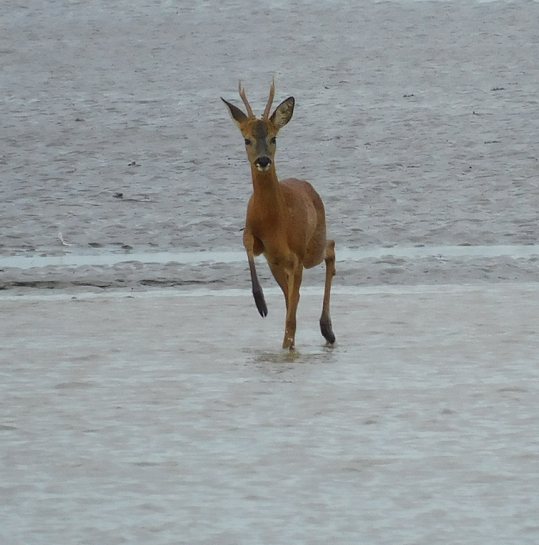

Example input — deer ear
[270,97,295,130]
[221,98,248,128]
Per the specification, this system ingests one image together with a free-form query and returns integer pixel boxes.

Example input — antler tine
[238,80,255,119]
[263,77,275,120]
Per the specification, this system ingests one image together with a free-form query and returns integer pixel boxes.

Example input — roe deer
[222,81,336,350]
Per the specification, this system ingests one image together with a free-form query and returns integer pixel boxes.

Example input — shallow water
[2,285,539,544]
[3,244,539,270]
[2,0,539,260]
[3,0,539,542]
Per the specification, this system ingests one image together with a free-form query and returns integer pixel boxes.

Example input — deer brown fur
[222,81,336,350]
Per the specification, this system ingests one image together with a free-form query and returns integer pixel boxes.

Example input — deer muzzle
[255,156,272,171]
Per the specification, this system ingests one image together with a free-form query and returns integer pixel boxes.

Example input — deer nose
[255,156,272,170]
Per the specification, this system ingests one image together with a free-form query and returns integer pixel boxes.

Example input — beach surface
[2,0,539,543]
[2,285,539,544]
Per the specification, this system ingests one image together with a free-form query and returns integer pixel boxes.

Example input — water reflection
[252,345,337,369]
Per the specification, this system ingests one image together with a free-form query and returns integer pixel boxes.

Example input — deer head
[222,80,295,172]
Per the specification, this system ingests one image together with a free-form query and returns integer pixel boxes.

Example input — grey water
[2,245,539,270]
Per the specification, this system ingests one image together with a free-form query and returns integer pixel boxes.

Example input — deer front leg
[320,239,336,345]
[283,260,303,351]
[244,231,268,317]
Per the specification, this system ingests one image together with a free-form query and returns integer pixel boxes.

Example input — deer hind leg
[268,261,289,300]
[282,261,303,351]
[269,258,298,350]
[244,232,267,317]
[320,239,336,345]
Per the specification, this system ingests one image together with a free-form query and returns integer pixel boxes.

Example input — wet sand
[2,285,539,544]
[2,0,539,542]
[2,0,539,292]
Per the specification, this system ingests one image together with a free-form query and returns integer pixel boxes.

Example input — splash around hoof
[282,333,296,351]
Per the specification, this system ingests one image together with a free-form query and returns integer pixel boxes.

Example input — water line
[1,245,539,270]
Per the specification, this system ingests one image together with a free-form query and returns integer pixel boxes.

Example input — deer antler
[263,78,275,120]
[238,80,255,119]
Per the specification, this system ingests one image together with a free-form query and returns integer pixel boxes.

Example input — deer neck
[250,164,285,214]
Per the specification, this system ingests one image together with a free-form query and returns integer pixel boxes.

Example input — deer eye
[270,137,277,144]
[244,138,252,146]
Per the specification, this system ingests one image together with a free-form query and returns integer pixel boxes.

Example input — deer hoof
[253,290,268,317]
[320,316,336,344]
[282,336,295,351]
